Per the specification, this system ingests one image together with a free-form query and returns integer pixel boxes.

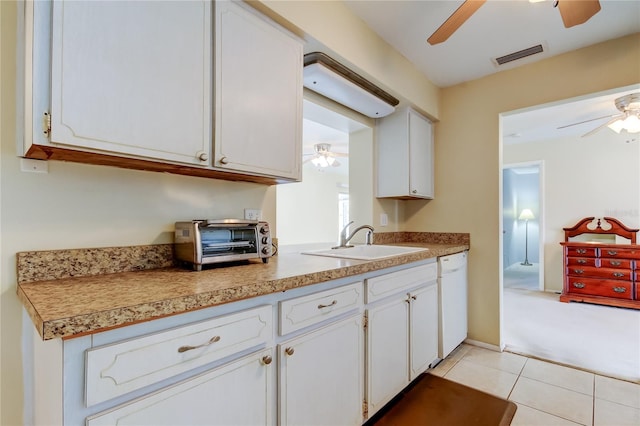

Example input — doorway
[502,162,543,291]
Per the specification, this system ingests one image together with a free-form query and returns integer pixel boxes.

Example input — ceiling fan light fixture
[608,113,640,134]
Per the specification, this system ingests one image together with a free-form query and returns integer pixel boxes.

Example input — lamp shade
[519,209,535,220]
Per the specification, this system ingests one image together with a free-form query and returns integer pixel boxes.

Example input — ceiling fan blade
[427,0,486,45]
[581,115,623,138]
[556,114,616,130]
[557,0,601,28]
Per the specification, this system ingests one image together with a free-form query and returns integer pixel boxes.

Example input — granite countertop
[17,234,469,341]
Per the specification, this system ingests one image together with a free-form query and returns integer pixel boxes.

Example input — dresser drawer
[566,266,633,281]
[567,277,633,300]
[566,257,598,267]
[366,262,437,303]
[600,247,640,260]
[85,305,272,407]
[566,247,597,257]
[599,258,634,269]
[279,281,363,335]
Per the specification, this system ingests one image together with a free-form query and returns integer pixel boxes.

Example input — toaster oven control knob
[259,226,269,234]
[262,237,269,245]
[261,247,271,255]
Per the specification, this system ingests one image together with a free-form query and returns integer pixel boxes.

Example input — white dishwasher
[438,251,468,359]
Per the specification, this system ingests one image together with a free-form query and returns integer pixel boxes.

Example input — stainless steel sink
[301,245,428,260]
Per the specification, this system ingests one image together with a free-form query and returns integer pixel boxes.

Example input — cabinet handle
[261,355,272,365]
[317,300,337,309]
[219,156,229,165]
[411,189,417,194]
[609,260,622,266]
[411,295,417,300]
[613,287,626,293]
[607,250,618,256]
[573,269,584,274]
[576,249,587,254]
[284,347,295,356]
[196,151,209,161]
[577,259,587,264]
[573,282,585,289]
[612,272,625,278]
[177,335,221,353]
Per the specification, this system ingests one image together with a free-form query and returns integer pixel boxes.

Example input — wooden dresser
[560,217,639,310]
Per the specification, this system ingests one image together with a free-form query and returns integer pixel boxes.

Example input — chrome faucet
[334,221,374,249]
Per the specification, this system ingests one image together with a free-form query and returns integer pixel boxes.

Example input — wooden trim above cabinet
[23,145,296,185]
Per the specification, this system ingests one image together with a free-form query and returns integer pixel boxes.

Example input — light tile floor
[430,344,640,426]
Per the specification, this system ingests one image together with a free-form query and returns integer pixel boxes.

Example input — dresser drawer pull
[572,269,584,274]
[177,335,221,353]
[612,272,625,278]
[609,260,622,266]
[572,282,585,289]
[576,249,587,254]
[613,287,626,293]
[607,250,618,256]
[317,300,337,309]
[577,259,587,264]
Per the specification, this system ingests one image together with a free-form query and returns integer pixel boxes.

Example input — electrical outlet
[380,213,388,227]
[244,209,261,221]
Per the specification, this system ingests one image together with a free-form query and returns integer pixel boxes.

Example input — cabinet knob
[219,156,229,165]
[261,355,272,365]
[412,189,417,194]
[196,151,209,161]
[284,347,295,356]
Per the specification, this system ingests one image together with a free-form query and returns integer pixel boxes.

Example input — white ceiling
[344,0,640,88]
[306,1,640,146]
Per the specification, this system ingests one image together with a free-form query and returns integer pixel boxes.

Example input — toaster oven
[174,219,272,270]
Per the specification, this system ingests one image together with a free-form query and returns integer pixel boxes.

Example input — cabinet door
[86,350,274,426]
[215,1,302,180]
[279,315,364,426]
[409,283,439,380]
[408,110,434,198]
[49,1,212,165]
[367,297,410,417]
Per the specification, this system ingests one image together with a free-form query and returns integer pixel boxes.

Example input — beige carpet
[504,287,640,382]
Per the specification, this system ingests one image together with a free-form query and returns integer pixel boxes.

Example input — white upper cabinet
[213,1,302,181]
[49,0,212,165]
[21,0,303,183]
[377,107,434,199]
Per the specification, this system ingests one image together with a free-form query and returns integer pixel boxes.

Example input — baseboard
[464,338,502,352]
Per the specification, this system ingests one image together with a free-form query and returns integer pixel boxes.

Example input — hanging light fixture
[607,93,640,134]
[309,143,340,168]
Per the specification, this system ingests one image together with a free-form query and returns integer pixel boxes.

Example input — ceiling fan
[427,0,602,45]
[303,143,348,168]
[557,93,640,137]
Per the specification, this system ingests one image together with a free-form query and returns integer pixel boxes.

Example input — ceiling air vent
[494,44,544,66]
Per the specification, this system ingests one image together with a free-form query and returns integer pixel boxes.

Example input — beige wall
[405,33,640,347]
[505,132,639,293]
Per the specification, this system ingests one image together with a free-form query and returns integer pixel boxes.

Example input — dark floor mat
[366,373,517,426]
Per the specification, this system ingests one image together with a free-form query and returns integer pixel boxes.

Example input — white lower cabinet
[279,315,364,426]
[31,260,445,425]
[365,262,439,419]
[87,349,274,426]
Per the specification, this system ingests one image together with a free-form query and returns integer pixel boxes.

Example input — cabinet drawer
[566,247,597,257]
[566,266,633,281]
[566,257,598,267]
[600,247,640,260]
[86,305,272,407]
[599,258,633,269]
[279,282,363,335]
[567,277,633,300]
[366,262,437,303]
